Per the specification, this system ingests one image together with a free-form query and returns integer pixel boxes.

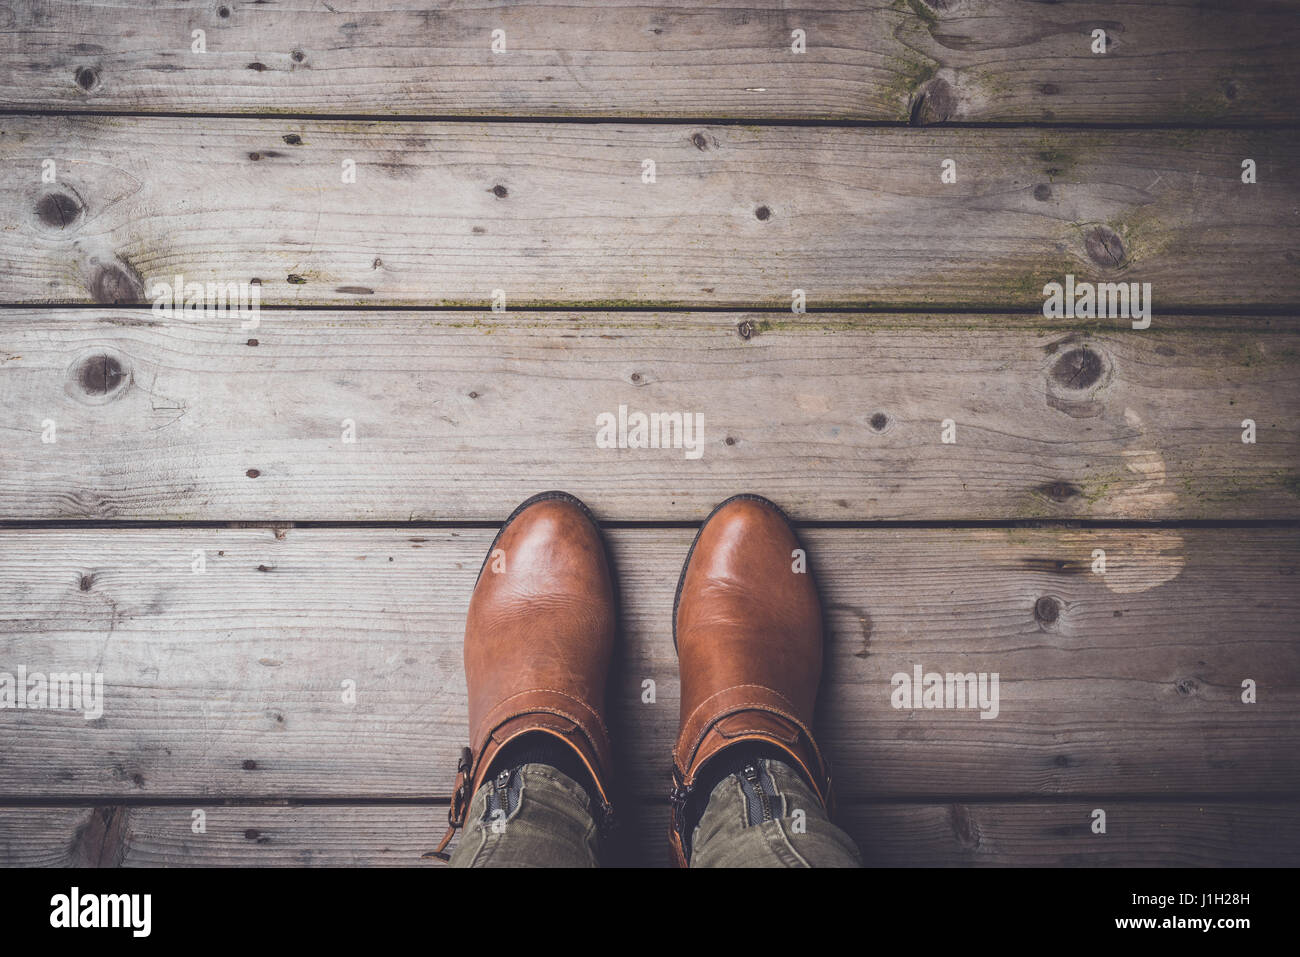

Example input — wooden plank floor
[2,526,1296,799]
[1,1,1297,867]
[4,119,1298,309]
[5,1,1298,122]
[4,311,1297,521]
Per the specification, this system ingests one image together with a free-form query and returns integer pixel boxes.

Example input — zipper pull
[669,771,692,837]
[598,799,617,835]
[491,767,512,817]
[741,763,775,824]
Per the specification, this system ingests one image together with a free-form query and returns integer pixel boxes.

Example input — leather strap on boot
[429,699,616,861]
[668,691,833,867]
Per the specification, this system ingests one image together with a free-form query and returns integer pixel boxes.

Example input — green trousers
[448,758,862,868]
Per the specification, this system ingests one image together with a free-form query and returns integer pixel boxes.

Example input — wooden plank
[1,1,1296,123]
[1,527,1296,800]
[3,118,1297,308]
[2,311,1296,521]
[3,802,1296,867]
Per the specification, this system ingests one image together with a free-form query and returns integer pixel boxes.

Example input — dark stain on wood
[282,133,303,145]
[1050,344,1108,415]
[89,260,144,304]
[910,77,956,126]
[36,191,82,228]
[75,353,128,396]
[947,804,981,850]
[1034,595,1061,625]
[74,66,99,91]
[1038,481,1083,503]
[1020,558,1084,575]
[247,62,268,71]
[1033,184,1052,201]
[1037,148,1071,181]
[70,806,128,867]
[242,759,258,770]
[1051,347,1104,390]
[100,315,161,328]
[335,286,374,295]
[1085,225,1128,269]
[832,603,873,659]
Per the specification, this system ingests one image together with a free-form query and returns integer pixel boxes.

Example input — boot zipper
[598,799,616,835]
[740,762,775,825]
[487,767,515,825]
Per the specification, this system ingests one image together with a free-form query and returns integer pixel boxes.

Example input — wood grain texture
[1,1,1296,123]
[1,527,1295,801]
[3,117,1297,308]
[2,311,1296,521]
[3,802,1296,868]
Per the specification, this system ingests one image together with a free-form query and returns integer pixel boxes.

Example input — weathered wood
[1,1,1296,123]
[3,118,1297,308]
[1,527,1295,801]
[3,801,1296,867]
[2,310,1296,521]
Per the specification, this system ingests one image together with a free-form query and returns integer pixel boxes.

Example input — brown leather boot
[669,494,833,866]
[431,491,617,860]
